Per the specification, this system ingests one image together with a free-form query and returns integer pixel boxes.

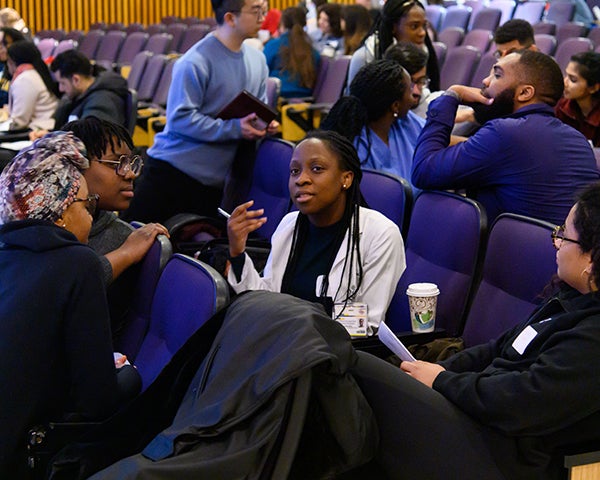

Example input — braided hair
[61,116,134,160]
[321,59,410,166]
[364,0,439,91]
[281,130,365,308]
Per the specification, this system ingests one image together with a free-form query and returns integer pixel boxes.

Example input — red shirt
[555,97,600,147]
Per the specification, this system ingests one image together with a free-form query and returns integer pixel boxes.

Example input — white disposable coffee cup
[406,283,440,333]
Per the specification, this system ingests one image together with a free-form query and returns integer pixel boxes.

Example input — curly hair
[573,182,600,291]
[317,3,343,38]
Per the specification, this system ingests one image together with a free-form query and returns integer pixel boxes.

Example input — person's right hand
[227,200,267,257]
[240,113,268,140]
[29,129,48,141]
[448,85,494,106]
[120,223,170,264]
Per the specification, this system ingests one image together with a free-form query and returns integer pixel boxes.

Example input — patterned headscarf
[0,131,89,224]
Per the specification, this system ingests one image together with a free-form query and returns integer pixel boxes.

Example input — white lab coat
[228,207,406,331]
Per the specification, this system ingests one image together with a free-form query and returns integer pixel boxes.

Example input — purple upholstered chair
[113,234,172,360]
[134,254,230,391]
[426,4,447,31]
[243,137,296,241]
[35,29,65,41]
[461,213,557,347]
[386,191,487,336]
[556,21,589,46]
[53,39,77,56]
[470,50,496,87]
[439,5,472,32]
[513,1,546,24]
[438,26,465,48]
[360,169,413,238]
[182,16,202,26]
[440,45,482,89]
[462,29,494,52]
[545,1,576,27]
[116,32,149,67]
[107,22,125,31]
[94,30,126,64]
[77,29,105,59]
[533,21,558,35]
[433,41,448,68]
[36,38,57,60]
[177,24,211,53]
[136,53,168,103]
[266,76,281,109]
[488,0,517,25]
[554,37,594,72]
[465,0,486,30]
[470,8,502,32]
[145,23,167,36]
[127,50,152,91]
[588,27,600,48]
[534,33,558,55]
[165,22,187,53]
[64,29,84,44]
[125,22,145,34]
[145,32,173,54]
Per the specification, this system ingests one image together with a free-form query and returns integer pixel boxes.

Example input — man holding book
[123,0,279,224]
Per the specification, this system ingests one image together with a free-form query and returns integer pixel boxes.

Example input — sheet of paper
[0,140,32,151]
[378,322,416,362]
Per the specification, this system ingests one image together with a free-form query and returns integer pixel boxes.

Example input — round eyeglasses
[96,155,143,177]
[72,193,100,216]
[551,225,581,251]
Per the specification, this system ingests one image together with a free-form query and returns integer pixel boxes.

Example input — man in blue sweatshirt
[124,0,279,224]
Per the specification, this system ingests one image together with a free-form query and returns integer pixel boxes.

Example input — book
[378,322,416,362]
[217,90,278,130]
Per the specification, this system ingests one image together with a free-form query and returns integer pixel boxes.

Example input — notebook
[217,90,278,130]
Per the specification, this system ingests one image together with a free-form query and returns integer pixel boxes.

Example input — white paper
[0,140,33,151]
[378,322,416,362]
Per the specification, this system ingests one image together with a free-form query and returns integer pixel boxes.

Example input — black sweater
[436,286,600,479]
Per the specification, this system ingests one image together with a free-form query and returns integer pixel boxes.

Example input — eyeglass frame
[411,75,430,89]
[72,193,100,216]
[96,154,144,177]
[551,224,581,251]
[230,6,267,21]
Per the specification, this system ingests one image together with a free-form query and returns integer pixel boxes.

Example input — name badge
[512,325,537,355]
[334,302,368,337]
[68,114,79,122]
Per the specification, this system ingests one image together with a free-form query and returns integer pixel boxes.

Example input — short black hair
[384,41,428,76]
[494,19,535,46]
[0,27,25,46]
[211,0,246,25]
[61,116,134,160]
[50,49,94,78]
[514,50,564,106]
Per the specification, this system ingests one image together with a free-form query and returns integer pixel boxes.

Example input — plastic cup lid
[406,282,440,297]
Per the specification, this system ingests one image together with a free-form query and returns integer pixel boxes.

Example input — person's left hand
[400,360,446,388]
[267,120,280,135]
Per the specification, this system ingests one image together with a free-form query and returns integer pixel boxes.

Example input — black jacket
[53,71,128,129]
[51,291,378,479]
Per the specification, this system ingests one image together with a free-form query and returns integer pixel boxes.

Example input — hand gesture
[266,119,280,135]
[119,223,169,264]
[227,200,267,257]
[448,85,494,106]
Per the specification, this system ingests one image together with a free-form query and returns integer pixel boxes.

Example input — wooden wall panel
[6,0,353,34]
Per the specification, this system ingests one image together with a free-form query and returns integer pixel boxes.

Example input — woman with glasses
[352,181,600,479]
[0,131,141,477]
[62,117,169,338]
[346,0,440,93]
[321,60,422,193]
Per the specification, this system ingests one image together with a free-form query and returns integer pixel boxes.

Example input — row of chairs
[428,0,581,35]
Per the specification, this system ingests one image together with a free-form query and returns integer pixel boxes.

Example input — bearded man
[412,50,599,224]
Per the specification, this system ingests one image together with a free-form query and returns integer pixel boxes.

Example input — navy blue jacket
[412,96,600,224]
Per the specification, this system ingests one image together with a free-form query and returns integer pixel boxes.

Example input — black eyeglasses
[231,6,266,20]
[411,76,430,89]
[551,225,581,250]
[96,155,143,177]
[72,194,100,216]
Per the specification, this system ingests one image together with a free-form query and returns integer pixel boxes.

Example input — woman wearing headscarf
[0,132,140,477]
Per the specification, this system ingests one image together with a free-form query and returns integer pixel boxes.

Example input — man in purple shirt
[412,50,599,225]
